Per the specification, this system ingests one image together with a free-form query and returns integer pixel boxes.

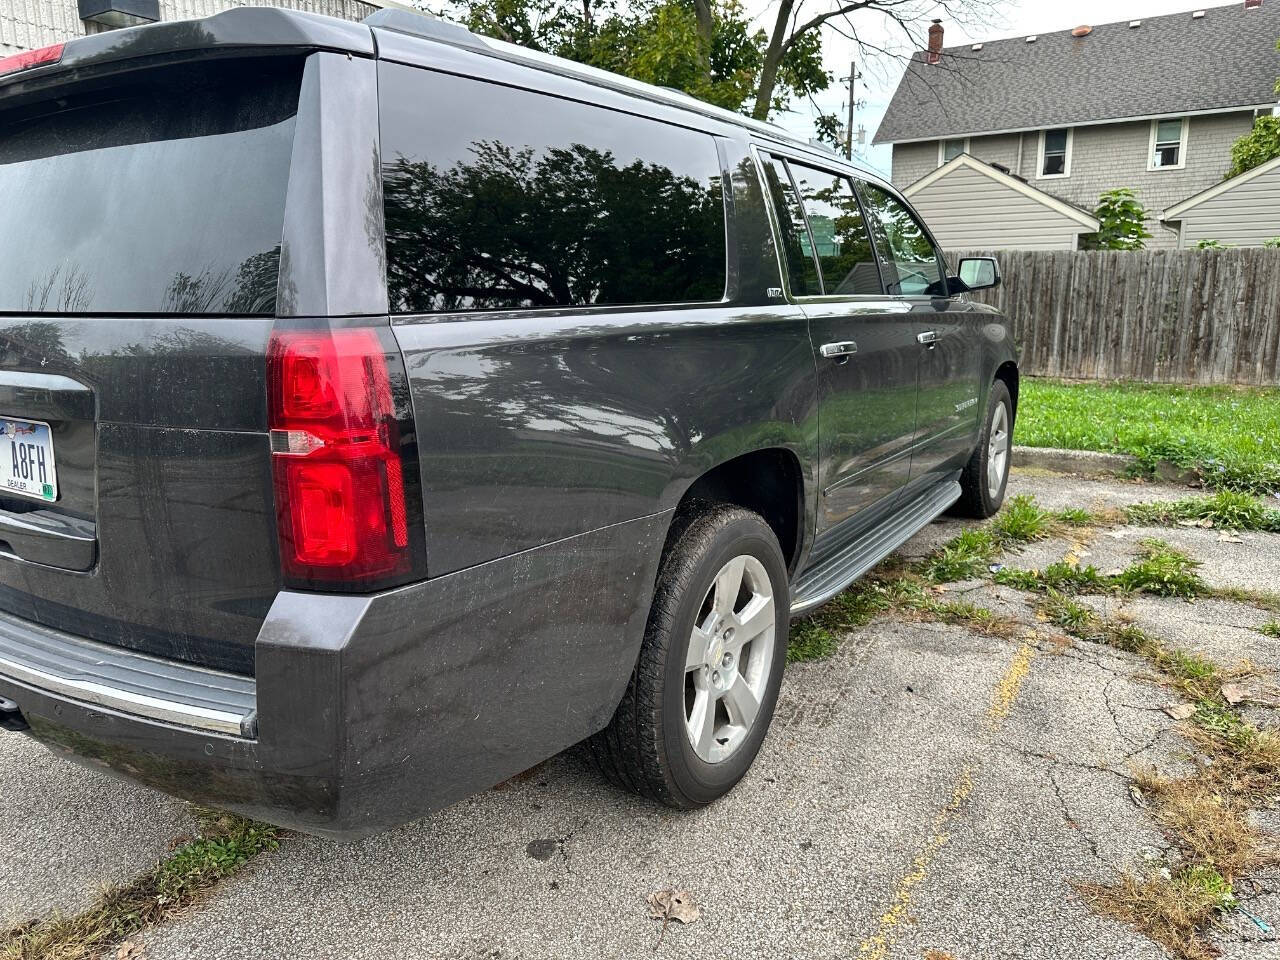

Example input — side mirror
[956,256,1000,292]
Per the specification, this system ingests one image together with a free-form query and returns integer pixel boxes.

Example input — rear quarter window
[379,63,727,313]
[0,58,301,315]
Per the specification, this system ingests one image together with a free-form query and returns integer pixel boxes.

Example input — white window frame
[938,137,969,166]
[1148,117,1189,171]
[1036,127,1073,179]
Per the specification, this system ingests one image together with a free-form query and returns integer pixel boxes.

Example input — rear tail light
[0,44,65,79]
[268,327,413,587]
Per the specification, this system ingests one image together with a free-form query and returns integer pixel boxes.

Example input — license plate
[0,417,57,502]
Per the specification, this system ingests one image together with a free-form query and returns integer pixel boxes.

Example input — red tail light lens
[268,328,410,585]
[0,44,65,78]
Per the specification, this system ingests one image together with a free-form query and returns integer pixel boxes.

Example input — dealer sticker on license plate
[0,417,57,502]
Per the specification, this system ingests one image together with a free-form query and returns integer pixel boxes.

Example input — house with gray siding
[875,2,1280,249]
[0,0,385,57]
[1162,153,1280,246]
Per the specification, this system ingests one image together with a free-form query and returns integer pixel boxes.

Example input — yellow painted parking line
[855,639,1037,960]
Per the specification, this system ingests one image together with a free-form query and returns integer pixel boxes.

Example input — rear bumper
[0,511,669,840]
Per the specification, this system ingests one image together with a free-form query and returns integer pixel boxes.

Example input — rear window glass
[0,59,301,315]
[380,63,727,313]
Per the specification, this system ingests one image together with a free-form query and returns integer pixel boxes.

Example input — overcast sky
[767,0,1243,175]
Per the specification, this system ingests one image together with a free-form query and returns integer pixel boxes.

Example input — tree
[437,0,995,129]
[1227,115,1280,179]
[1080,188,1152,251]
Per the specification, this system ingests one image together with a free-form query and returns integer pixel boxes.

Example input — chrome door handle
[819,341,858,358]
[917,330,939,347]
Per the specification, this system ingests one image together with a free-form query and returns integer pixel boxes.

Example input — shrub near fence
[955,248,1280,386]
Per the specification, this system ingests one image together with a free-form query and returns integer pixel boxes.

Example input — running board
[789,480,961,616]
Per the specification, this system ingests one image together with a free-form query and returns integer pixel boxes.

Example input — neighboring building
[1,0,384,56]
[1162,153,1280,246]
[904,154,1100,251]
[875,2,1280,249]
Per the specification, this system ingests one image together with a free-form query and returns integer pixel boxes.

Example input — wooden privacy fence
[955,248,1280,386]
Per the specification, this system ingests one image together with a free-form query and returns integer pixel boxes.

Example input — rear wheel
[588,505,788,807]
[955,379,1013,518]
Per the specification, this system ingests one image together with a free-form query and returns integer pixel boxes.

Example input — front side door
[858,182,984,488]
[759,153,919,538]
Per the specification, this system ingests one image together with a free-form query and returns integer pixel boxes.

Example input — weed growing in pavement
[990,494,1054,542]
[1081,865,1238,960]
[1126,489,1280,532]
[2,810,278,960]
[1113,540,1207,598]
[787,582,893,663]
[1261,619,1280,638]
[1053,507,1095,527]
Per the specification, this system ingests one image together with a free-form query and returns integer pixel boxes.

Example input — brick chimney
[927,19,944,64]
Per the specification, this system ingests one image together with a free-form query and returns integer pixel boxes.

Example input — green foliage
[1042,589,1094,633]
[1081,188,1153,251]
[1126,490,1280,532]
[787,582,891,662]
[1054,507,1095,527]
[1227,115,1280,179]
[1196,238,1227,250]
[1265,237,1280,249]
[1017,379,1280,495]
[1261,619,1280,639]
[995,561,1105,593]
[441,0,829,117]
[1113,540,1206,598]
[991,494,1053,542]
[921,528,999,582]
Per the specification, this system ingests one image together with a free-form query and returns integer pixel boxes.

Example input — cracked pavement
[4,469,1280,958]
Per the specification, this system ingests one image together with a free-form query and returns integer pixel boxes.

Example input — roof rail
[362,8,485,49]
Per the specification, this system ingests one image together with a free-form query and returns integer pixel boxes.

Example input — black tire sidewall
[979,381,1013,514]
[656,513,788,806]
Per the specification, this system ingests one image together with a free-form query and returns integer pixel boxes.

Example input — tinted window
[760,155,820,297]
[0,59,300,314]
[858,183,946,297]
[787,163,880,296]
[380,65,726,313]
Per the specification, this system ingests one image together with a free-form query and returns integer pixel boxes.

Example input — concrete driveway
[4,469,1279,960]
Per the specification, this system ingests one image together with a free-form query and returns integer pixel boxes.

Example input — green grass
[1053,507,1095,527]
[1262,619,1280,639]
[920,528,1000,582]
[1126,490,1280,531]
[2,810,277,960]
[1114,540,1207,598]
[787,583,892,663]
[1018,379,1280,495]
[991,494,1055,542]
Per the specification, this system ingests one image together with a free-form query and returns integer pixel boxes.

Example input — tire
[954,379,1013,518]
[587,504,789,808]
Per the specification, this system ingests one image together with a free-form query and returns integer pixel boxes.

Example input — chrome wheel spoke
[722,674,760,729]
[686,624,713,672]
[713,556,746,616]
[987,403,1010,498]
[730,594,774,651]
[687,687,716,757]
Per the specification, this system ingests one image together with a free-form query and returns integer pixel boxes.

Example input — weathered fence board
[956,249,1280,386]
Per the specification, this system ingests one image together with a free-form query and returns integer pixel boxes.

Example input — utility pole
[840,59,859,160]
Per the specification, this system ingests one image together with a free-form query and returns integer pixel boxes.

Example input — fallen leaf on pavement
[1221,683,1247,705]
[647,888,700,949]
[1129,784,1148,808]
[118,940,145,960]
[1106,529,1128,539]
[1218,532,1244,543]
[1164,703,1196,720]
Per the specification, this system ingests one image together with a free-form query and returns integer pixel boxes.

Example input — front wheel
[955,379,1013,518]
[587,505,788,808]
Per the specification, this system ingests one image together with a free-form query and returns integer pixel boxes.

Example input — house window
[1149,118,1187,170]
[1038,128,1071,178]
[939,138,968,165]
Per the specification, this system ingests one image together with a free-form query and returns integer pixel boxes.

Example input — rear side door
[858,182,984,487]
[758,153,917,537]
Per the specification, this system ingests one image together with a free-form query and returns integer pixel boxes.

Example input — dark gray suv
[0,8,1017,839]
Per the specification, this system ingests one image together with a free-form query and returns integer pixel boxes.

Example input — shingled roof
[874,2,1280,144]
